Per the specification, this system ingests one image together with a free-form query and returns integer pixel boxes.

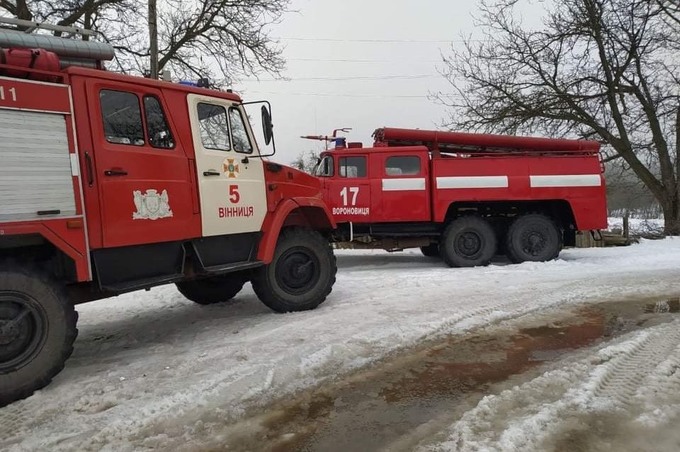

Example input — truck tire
[420,243,440,258]
[252,227,336,313]
[176,274,246,305]
[440,216,496,267]
[505,213,562,263]
[0,263,77,407]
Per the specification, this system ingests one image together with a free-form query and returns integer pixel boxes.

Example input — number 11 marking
[0,86,17,102]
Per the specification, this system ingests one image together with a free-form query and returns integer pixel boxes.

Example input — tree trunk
[662,196,680,235]
[148,0,158,79]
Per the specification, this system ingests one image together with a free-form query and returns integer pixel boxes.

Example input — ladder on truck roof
[0,16,96,36]
[0,16,114,69]
[372,127,601,157]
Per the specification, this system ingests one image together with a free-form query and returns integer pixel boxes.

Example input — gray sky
[237,0,547,165]
[235,0,472,164]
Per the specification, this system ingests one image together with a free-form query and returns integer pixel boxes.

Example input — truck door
[87,82,195,248]
[187,94,267,237]
[326,154,371,223]
[372,151,430,223]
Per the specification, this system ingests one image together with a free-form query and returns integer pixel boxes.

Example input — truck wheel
[252,227,336,313]
[420,243,440,258]
[440,216,496,267]
[176,274,246,305]
[505,213,562,263]
[0,264,77,407]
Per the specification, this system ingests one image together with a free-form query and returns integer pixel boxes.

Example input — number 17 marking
[340,186,359,206]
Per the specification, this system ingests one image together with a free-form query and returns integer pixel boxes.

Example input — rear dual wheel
[505,213,562,263]
[440,216,496,267]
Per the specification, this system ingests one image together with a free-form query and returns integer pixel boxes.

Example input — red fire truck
[0,23,337,406]
[314,127,607,266]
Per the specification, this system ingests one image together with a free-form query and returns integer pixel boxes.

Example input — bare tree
[437,0,680,234]
[113,0,288,83]
[0,0,288,83]
[291,150,321,174]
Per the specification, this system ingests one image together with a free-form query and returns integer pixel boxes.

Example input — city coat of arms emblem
[132,189,173,220]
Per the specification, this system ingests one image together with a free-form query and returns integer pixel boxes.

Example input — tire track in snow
[420,320,680,452]
[592,325,680,409]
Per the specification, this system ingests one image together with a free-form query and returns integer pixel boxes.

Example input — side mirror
[261,105,273,146]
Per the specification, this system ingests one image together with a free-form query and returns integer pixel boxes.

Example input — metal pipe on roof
[374,127,601,152]
[0,29,114,61]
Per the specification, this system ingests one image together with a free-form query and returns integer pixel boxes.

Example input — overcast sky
[237,0,548,165]
[234,0,471,164]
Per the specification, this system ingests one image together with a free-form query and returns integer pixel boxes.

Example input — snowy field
[607,216,665,235]
[2,239,680,450]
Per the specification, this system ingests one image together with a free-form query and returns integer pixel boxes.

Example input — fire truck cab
[0,24,336,406]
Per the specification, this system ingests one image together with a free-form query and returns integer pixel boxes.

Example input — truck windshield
[314,155,333,177]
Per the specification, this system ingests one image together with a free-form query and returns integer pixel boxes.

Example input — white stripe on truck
[382,178,427,191]
[530,174,601,187]
[436,176,509,189]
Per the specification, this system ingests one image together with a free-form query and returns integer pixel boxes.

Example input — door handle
[104,168,128,176]
[203,170,221,176]
[84,152,94,186]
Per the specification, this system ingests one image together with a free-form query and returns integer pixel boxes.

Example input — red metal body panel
[80,77,198,248]
[370,148,431,223]
[0,220,88,280]
[258,165,335,262]
[0,76,91,281]
[257,197,335,263]
[431,154,606,228]
[0,75,70,112]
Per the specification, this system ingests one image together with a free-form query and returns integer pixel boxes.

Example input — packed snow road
[1,239,680,451]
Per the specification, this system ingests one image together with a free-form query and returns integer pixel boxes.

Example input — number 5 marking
[229,184,240,203]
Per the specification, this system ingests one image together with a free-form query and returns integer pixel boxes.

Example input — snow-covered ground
[420,318,680,451]
[608,216,665,235]
[2,239,680,451]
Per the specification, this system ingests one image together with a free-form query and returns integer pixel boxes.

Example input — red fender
[257,197,336,263]
[0,220,89,281]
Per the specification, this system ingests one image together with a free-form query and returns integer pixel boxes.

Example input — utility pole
[148,0,158,79]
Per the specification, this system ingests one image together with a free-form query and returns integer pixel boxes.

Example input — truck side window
[197,103,231,151]
[385,156,421,176]
[339,156,366,178]
[314,155,334,177]
[100,90,144,146]
[228,107,253,154]
[144,96,174,149]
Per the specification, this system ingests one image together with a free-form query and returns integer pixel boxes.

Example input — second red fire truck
[313,127,607,267]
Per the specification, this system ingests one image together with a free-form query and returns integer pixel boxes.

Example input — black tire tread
[420,243,440,258]
[0,261,77,407]
[440,216,497,268]
[176,274,245,305]
[505,213,562,263]
[252,227,336,313]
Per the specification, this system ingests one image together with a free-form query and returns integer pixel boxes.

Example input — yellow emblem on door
[223,158,240,179]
